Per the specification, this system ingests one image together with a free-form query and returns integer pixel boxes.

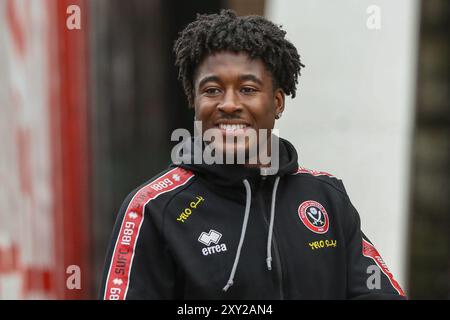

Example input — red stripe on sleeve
[103,167,194,300]
[362,239,406,296]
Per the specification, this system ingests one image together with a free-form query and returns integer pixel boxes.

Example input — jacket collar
[173,135,299,189]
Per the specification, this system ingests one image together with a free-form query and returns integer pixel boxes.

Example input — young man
[100,9,406,300]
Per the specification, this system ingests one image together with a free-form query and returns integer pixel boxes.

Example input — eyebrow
[197,74,263,89]
[238,74,263,86]
[197,75,221,89]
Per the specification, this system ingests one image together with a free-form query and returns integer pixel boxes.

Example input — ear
[274,88,285,115]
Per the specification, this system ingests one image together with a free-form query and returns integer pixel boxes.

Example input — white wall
[267,0,420,290]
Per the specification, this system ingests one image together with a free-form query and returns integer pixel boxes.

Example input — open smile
[214,121,252,135]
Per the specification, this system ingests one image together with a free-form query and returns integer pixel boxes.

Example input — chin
[216,140,257,164]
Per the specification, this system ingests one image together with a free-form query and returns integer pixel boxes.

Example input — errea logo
[198,229,221,246]
[198,230,228,256]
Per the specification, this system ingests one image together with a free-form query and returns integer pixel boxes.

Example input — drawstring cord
[266,176,280,270]
[222,176,281,292]
[223,179,252,292]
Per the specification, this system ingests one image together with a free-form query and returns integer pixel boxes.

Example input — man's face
[193,51,284,162]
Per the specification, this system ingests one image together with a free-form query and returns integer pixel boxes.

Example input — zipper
[257,177,285,299]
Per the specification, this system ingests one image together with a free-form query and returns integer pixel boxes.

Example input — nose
[217,89,242,114]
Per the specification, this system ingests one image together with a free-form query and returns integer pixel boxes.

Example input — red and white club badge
[298,200,329,234]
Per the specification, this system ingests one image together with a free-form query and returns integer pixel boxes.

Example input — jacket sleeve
[344,200,407,300]
[99,191,178,300]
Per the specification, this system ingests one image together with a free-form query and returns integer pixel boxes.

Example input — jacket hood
[172,135,299,187]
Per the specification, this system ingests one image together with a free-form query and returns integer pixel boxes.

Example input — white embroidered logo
[198,230,227,256]
[128,212,138,219]
[198,229,222,246]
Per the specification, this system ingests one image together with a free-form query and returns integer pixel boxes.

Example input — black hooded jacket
[100,137,406,299]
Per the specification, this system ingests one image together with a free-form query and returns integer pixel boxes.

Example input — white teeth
[218,124,247,131]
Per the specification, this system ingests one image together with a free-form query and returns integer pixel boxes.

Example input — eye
[240,87,257,94]
[204,88,221,96]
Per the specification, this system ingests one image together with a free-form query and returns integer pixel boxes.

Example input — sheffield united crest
[298,200,329,234]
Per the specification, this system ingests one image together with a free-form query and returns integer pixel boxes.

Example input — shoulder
[118,167,196,218]
[290,166,359,233]
[289,166,349,198]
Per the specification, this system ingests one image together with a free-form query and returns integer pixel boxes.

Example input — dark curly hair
[174,9,305,108]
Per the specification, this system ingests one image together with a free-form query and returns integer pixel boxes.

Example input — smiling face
[193,51,285,163]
